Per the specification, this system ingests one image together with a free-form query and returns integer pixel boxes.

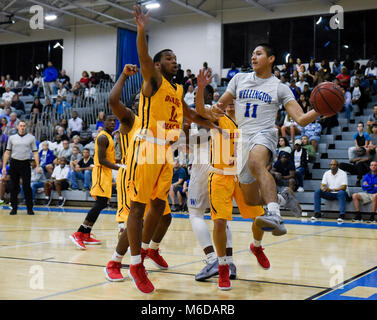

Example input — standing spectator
[169,160,186,212]
[68,111,83,138]
[291,139,308,192]
[299,118,322,152]
[312,160,348,222]
[2,120,40,215]
[43,61,58,96]
[39,141,54,176]
[271,151,296,191]
[43,157,70,207]
[79,121,92,146]
[336,67,351,90]
[352,161,377,223]
[348,122,370,161]
[184,85,195,107]
[70,148,94,191]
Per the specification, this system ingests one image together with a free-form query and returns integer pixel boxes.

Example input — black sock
[78,224,92,234]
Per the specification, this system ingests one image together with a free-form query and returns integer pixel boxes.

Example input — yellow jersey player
[70,114,119,250]
[105,6,222,294]
[104,65,173,283]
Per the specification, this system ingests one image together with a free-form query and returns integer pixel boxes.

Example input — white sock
[267,202,280,216]
[141,242,149,250]
[206,251,217,264]
[149,240,159,250]
[253,239,262,247]
[225,224,232,248]
[130,254,141,265]
[277,194,286,207]
[226,255,233,264]
[111,251,124,263]
[218,256,227,266]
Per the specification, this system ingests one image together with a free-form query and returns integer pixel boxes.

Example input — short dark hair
[83,148,90,152]
[255,43,276,58]
[153,49,173,63]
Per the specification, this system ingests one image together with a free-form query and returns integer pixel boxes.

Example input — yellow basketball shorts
[91,165,113,200]
[208,173,264,221]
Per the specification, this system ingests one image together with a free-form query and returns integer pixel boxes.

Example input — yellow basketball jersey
[94,130,115,166]
[119,116,140,165]
[210,114,238,171]
[138,76,184,142]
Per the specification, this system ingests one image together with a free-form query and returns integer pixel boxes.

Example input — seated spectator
[169,160,187,212]
[332,59,342,76]
[54,139,72,164]
[271,151,296,191]
[366,105,377,134]
[348,122,370,161]
[39,141,54,176]
[69,146,83,168]
[33,72,43,97]
[22,159,46,204]
[70,148,94,191]
[79,121,92,146]
[340,147,372,186]
[281,114,301,145]
[14,75,25,94]
[299,118,321,152]
[54,96,70,116]
[0,105,12,122]
[280,74,289,86]
[55,126,69,142]
[364,60,377,95]
[0,160,10,205]
[336,67,351,90]
[58,69,70,88]
[351,78,368,117]
[291,139,308,192]
[277,136,292,156]
[352,161,377,223]
[0,127,8,159]
[302,84,311,101]
[289,79,301,100]
[43,157,70,207]
[1,86,15,105]
[366,124,377,156]
[342,88,353,122]
[96,111,105,130]
[312,160,348,222]
[319,113,339,135]
[70,81,82,101]
[296,74,309,93]
[68,111,83,138]
[184,85,195,107]
[51,134,63,156]
[85,133,96,156]
[84,81,97,102]
[57,82,67,99]
[31,97,43,114]
[70,135,83,152]
[298,93,310,113]
[5,113,20,136]
[0,75,5,95]
[301,135,316,162]
[212,91,219,105]
[80,71,90,87]
[226,63,239,82]
[42,97,54,116]
[5,74,14,89]
[0,118,8,135]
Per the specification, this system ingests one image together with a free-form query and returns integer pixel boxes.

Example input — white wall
[0,25,117,83]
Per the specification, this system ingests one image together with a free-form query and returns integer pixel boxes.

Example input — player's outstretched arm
[97,135,120,170]
[133,5,161,97]
[210,91,235,119]
[195,68,218,122]
[109,64,137,134]
[285,99,321,127]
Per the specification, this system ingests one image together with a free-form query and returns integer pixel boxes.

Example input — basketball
[310,82,345,116]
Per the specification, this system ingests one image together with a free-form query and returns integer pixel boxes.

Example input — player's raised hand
[133,5,150,29]
[123,64,139,77]
[210,102,226,120]
[197,68,214,88]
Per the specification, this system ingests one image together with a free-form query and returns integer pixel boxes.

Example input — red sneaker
[249,243,270,270]
[141,248,148,263]
[104,261,125,282]
[69,232,86,250]
[218,264,231,290]
[147,248,168,270]
[128,263,155,294]
[82,233,101,245]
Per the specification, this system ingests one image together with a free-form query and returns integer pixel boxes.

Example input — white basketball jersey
[226,72,295,136]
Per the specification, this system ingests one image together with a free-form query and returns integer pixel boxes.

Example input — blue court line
[3,206,377,230]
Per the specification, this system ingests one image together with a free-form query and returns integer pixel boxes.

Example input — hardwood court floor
[0,206,377,300]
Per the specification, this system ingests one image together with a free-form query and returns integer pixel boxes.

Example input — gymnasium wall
[0,25,117,83]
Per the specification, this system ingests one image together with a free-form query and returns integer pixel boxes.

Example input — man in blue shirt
[226,63,239,81]
[169,160,187,212]
[43,61,58,97]
[54,95,70,116]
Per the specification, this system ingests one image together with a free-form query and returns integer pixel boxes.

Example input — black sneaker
[311,212,321,220]
[27,210,35,215]
[367,215,375,224]
[58,197,66,207]
[352,213,362,222]
[9,209,17,215]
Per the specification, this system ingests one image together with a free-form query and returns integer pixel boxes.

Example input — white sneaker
[297,187,305,192]
[337,218,343,223]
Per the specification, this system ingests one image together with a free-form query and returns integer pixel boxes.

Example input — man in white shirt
[43,157,70,207]
[312,160,348,222]
[68,111,83,138]
[184,85,195,106]
[1,86,15,105]
[296,74,309,93]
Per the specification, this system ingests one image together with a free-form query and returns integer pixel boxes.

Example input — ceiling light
[316,17,322,25]
[285,53,291,64]
[145,1,160,10]
[45,14,57,21]
[53,42,64,49]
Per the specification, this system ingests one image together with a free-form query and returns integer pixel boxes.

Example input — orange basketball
[310,82,345,116]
